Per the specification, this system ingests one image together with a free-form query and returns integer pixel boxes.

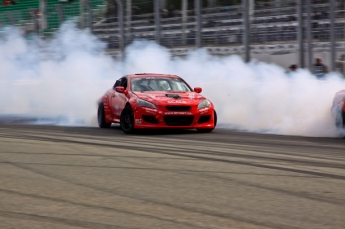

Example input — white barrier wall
[107,42,345,76]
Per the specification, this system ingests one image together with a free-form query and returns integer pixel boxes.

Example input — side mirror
[113,80,120,88]
[194,87,202,93]
[115,86,125,93]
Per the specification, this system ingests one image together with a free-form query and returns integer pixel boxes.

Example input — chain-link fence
[0,0,344,74]
[0,0,40,35]
[0,0,106,36]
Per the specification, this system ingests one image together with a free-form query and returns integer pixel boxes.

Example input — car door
[111,77,128,119]
[111,78,122,119]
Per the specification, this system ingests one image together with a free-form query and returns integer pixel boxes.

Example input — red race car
[97,73,217,133]
[331,90,345,129]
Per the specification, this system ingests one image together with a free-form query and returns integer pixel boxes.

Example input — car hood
[134,91,207,106]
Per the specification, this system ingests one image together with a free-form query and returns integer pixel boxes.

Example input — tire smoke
[1,23,344,137]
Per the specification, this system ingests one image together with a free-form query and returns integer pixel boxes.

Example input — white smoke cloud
[0,23,344,137]
[0,23,120,125]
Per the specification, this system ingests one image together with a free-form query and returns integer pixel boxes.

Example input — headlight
[197,99,211,109]
[137,99,157,109]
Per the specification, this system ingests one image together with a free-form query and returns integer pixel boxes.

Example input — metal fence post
[195,0,201,48]
[55,4,64,26]
[243,0,250,63]
[84,0,93,31]
[306,0,312,70]
[182,0,187,45]
[114,0,124,55]
[297,0,304,68]
[126,0,132,44]
[80,0,85,28]
[154,0,161,44]
[6,12,14,25]
[249,0,254,23]
[40,0,47,31]
[330,0,336,71]
[31,9,39,35]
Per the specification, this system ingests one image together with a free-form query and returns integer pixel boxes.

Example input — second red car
[331,90,345,129]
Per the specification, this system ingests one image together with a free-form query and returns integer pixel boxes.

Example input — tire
[120,105,135,134]
[341,110,345,128]
[197,110,217,133]
[335,108,345,129]
[98,103,111,128]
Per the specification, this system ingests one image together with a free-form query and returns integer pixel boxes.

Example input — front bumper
[132,106,215,129]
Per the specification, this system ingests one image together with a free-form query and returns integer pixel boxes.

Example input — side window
[159,80,171,91]
[120,78,128,90]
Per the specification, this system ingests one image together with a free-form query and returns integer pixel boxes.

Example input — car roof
[336,90,345,94]
[128,73,180,79]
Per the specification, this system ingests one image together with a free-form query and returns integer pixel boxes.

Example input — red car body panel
[99,74,216,129]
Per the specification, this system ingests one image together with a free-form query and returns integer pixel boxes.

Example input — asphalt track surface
[0,122,344,229]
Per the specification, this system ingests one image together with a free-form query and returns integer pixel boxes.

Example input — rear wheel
[120,105,135,134]
[197,110,217,133]
[340,110,345,128]
[335,107,345,128]
[98,103,111,128]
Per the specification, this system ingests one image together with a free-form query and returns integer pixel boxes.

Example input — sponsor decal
[106,115,112,121]
[188,93,195,99]
[145,108,156,114]
[113,105,121,116]
[199,108,209,114]
[135,119,142,124]
[145,94,156,98]
[165,112,192,115]
[168,100,187,104]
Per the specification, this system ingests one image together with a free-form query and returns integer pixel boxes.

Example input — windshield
[131,77,192,92]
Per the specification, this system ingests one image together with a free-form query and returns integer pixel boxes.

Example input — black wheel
[335,109,345,129]
[197,110,217,133]
[98,103,111,128]
[120,105,135,134]
[341,110,345,128]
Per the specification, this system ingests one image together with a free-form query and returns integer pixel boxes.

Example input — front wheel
[98,103,111,128]
[197,110,217,133]
[120,105,135,134]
